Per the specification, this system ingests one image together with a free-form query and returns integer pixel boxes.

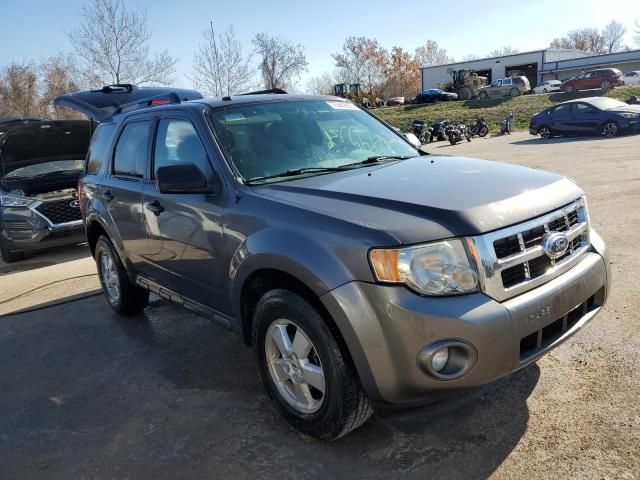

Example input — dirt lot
[0,132,638,479]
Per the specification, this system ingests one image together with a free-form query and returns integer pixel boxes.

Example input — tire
[602,121,619,137]
[0,237,24,263]
[478,126,489,137]
[253,289,373,440]
[563,84,574,93]
[509,88,521,97]
[538,126,552,139]
[543,88,548,93]
[449,136,458,145]
[458,87,472,100]
[466,134,472,142]
[478,91,488,100]
[600,80,612,91]
[94,235,149,315]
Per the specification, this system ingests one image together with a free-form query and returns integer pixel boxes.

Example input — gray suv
[57,85,610,440]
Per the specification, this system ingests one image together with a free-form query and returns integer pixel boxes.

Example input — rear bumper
[321,231,609,404]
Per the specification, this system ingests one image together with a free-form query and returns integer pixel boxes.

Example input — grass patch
[374,86,640,132]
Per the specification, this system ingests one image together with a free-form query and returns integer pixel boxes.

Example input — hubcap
[603,122,618,137]
[265,319,325,414]
[99,252,120,304]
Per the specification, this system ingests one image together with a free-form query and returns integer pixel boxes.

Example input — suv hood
[0,120,90,180]
[253,156,583,244]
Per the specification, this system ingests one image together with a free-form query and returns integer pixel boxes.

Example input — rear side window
[113,121,150,177]
[153,119,209,177]
[86,123,115,174]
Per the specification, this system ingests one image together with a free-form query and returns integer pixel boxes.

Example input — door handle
[146,200,165,216]
[103,190,114,202]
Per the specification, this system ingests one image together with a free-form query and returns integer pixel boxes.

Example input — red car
[561,68,624,93]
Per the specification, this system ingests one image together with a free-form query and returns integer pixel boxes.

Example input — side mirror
[404,132,422,148]
[156,163,218,194]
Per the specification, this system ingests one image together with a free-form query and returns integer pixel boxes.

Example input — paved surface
[1,132,638,479]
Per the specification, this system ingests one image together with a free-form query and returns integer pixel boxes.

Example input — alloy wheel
[539,127,551,139]
[99,252,120,304]
[265,319,326,414]
[603,121,618,137]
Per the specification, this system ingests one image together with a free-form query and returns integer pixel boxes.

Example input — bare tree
[0,62,41,117]
[39,54,85,119]
[550,27,606,54]
[489,45,520,57]
[634,18,640,47]
[252,33,307,90]
[305,72,335,95]
[461,54,481,61]
[192,23,252,97]
[69,0,176,86]
[602,20,626,53]
[332,37,387,94]
[414,40,451,67]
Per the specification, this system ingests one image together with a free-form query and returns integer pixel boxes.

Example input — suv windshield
[208,100,417,183]
[5,159,85,178]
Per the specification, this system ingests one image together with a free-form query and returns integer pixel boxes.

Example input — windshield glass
[585,98,627,110]
[5,159,84,178]
[208,100,417,183]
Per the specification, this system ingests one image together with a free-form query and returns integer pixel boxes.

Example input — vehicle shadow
[547,89,607,102]
[0,243,90,276]
[511,135,615,146]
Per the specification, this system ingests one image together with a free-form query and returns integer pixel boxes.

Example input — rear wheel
[509,88,521,97]
[253,289,373,440]
[538,126,552,139]
[543,88,548,93]
[602,121,619,137]
[478,91,488,100]
[457,87,472,100]
[600,80,612,91]
[0,237,24,263]
[478,126,489,137]
[95,236,149,315]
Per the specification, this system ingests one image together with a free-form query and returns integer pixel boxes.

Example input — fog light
[417,340,478,380]
[432,348,449,372]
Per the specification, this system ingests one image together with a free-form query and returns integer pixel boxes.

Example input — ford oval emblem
[542,232,569,259]
[70,199,80,208]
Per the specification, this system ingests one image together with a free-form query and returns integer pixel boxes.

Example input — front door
[100,119,151,271]
[141,115,228,312]
[568,102,600,133]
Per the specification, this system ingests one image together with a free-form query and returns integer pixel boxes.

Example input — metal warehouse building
[420,48,640,90]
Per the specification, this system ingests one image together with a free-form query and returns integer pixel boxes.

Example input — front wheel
[478,91,488,100]
[449,136,458,145]
[478,126,489,137]
[0,237,24,263]
[602,121,618,137]
[253,289,373,440]
[95,236,149,315]
[509,88,521,97]
[538,126,552,139]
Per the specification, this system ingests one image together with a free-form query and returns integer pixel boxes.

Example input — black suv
[0,118,91,262]
[57,85,609,440]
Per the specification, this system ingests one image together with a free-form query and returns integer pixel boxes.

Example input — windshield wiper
[245,167,349,184]
[340,155,416,168]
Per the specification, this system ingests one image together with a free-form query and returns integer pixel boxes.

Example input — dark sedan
[529,97,640,139]
[411,89,458,104]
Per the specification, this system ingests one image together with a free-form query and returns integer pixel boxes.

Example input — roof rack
[114,92,183,115]
[240,88,288,96]
[92,84,136,94]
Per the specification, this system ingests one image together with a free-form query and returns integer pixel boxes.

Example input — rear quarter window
[86,123,116,174]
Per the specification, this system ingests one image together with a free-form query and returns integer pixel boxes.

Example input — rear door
[141,114,228,311]
[100,117,151,271]
[501,78,512,95]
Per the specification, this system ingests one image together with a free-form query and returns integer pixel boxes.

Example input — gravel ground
[0,131,638,479]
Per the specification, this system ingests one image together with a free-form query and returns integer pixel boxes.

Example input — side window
[552,104,572,115]
[574,103,596,114]
[113,121,150,177]
[153,119,209,177]
[86,123,116,174]
[503,79,512,86]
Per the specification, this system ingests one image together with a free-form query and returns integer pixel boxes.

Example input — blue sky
[1,0,638,89]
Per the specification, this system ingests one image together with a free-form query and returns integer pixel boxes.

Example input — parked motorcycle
[446,121,472,145]
[469,117,489,137]
[429,119,449,142]
[500,113,514,135]
[410,120,433,144]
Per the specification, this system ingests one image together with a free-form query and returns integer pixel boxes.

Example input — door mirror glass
[156,163,218,194]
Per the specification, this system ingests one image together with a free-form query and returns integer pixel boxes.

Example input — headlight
[0,195,35,207]
[619,112,639,119]
[369,239,478,296]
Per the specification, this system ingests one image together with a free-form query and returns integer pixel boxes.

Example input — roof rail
[240,88,288,96]
[114,92,182,115]
[92,84,136,94]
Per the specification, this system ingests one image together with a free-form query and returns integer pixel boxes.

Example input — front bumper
[321,232,609,404]
[1,206,85,252]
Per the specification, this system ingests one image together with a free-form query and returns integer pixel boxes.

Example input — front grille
[519,290,602,360]
[472,198,591,301]
[46,227,85,241]
[35,199,82,224]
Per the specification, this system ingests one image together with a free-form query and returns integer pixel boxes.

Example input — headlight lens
[370,239,478,296]
[619,112,639,119]
[0,195,35,207]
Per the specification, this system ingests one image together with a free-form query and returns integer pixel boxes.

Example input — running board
[135,275,238,332]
